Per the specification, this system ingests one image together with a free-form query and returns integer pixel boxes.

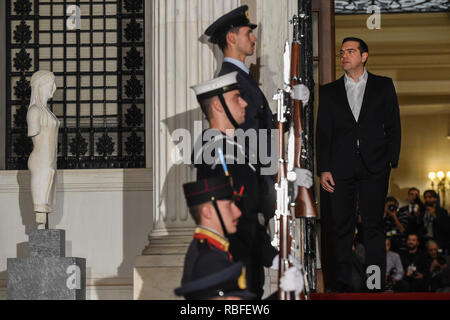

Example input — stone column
[257,0,298,113]
[134,0,240,300]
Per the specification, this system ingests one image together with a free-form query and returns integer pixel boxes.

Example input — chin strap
[218,94,239,129]
[212,200,229,239]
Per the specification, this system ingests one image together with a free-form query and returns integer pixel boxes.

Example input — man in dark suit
[423,190,450,254]
[316,37,401,292]
[399,187,426,238]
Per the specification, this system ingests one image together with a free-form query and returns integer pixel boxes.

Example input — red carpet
[310,292,450,300]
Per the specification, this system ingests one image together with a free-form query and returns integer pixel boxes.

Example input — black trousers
[330,153,390,291]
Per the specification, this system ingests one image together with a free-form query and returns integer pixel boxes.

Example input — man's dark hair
[424,189,437,198]
[407,233,419,240]
[408,187,419,194]
[342,37,369,66]
[199,96,216,121]
[385,196,398,206]
[217,26,241,52]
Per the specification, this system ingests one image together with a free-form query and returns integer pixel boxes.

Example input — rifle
[290,12,318,296]
[273,62,298,299]
[272,12,318,300]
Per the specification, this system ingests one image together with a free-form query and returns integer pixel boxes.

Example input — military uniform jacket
[219,62,274,132]
[219,62,276,221]
[181,227,234,285]
[192,129,277,267]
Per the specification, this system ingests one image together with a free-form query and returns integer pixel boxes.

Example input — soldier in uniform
[175,175,256,300]
[176,175,303,299]
[204,5,311,226]
[191,71,276,299]
[205,5,271,136]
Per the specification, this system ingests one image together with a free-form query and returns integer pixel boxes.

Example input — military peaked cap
[205,5,257,44]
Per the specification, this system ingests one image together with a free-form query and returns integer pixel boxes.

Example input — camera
[408,264,418,277]
[388,204,398,212]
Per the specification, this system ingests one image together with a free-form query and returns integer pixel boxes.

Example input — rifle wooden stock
[290,42,317,219]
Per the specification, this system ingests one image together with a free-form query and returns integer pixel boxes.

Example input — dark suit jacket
[316,72,401,178]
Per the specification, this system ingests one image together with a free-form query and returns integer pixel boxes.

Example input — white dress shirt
[344,68,368,122]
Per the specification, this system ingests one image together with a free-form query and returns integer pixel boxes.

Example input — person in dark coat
[400,234,428,292]
[316,37,401,292]
[422,190,450,254]
[398,187,426,237]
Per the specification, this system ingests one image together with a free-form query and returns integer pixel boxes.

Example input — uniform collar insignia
[194,226,230,252]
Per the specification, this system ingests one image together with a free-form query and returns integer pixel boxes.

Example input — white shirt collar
[344,68,368,85]
[224,57,249,74]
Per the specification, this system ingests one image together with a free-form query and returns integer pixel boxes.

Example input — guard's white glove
[270,254,279,271]
[294,167,313,188]
[291,168,313,204]
[279,256,304,294]
[291,84,310,107]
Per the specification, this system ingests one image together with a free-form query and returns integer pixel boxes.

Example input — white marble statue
[26,71,60,229]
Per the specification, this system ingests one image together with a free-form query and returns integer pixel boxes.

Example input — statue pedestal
[7,229,86,300]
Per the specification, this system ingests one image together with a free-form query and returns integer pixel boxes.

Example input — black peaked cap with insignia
[183,175,239,207]
[205,5,257,44]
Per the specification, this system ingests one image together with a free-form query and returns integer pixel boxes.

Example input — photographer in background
[422,190,450,254]
[400,233,428,292]
[425,240,450,292]
[383,197,409,252]
[399,187,426,236]
[385,238,408,292]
